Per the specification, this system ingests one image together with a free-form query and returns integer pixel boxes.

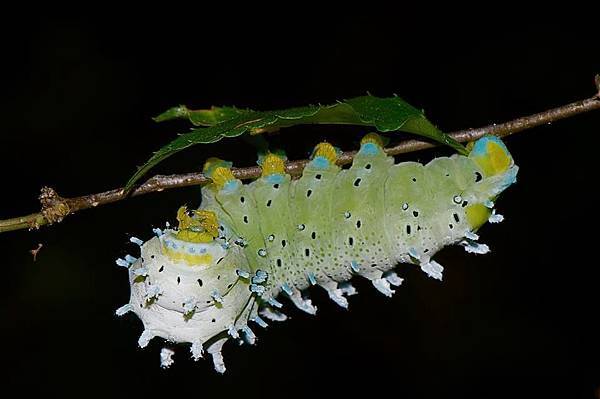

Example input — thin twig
[1,78,599,234]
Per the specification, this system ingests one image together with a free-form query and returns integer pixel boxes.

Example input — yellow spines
[175,206,219,243]
[261,152,286,176]
[203,157,235,190]
[313,142,338,164]
[360,132,385,148]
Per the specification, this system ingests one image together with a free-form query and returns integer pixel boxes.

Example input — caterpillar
[115,133,518,372]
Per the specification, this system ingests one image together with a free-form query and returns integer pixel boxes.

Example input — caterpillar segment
[116,133,518,372]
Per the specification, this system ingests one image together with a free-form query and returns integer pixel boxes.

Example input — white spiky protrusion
[267,297,283,308]
[133,267,149,277]
[372,278,395,297]
[259,307,288,322]
[489,210,504,223]
[138,330,155,348]
[211,290,224,304]
[210,349,226,374]
[160,348,175,369]
[288,291,317,315]
[115,258,130,268]
[465,231,480,241]
[190,341,204,361]
[152,227,163,237]
[338,282,358,296]
[145,284,163,302]
[182,297,198,315]
[242,326,256,345]
[124,254,137,264]
[115,304,132,316]
[227,324,240,339]
[130,236,144,246]
[324,287,349,309]
[421,260,444,280]
[252,316,269,328]
[383,271,404,287]
[463,241,491,254]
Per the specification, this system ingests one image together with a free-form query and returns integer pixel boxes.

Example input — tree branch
[2,77,599,234]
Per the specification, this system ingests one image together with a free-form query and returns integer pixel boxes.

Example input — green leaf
[126,96,466,190]
[153,105,250,126]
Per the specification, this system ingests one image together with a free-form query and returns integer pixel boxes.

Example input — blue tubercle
[222,180,241,193]
[265,174,285,184]
[358,142,380,156]
[470,135,510,158]
[311,156,330,169]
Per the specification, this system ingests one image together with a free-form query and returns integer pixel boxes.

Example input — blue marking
[350,260,360,272]
[281,283,293,296]
[307,272,317,285]
[268,297,283,308]
[222,180,240,193]
[253,316,268,328]
[408,248,420,259]
[265,174,285,184]
[311,156,330,169]
[470,135,511,158]
[188,247,195,253]
[359,142,379,156]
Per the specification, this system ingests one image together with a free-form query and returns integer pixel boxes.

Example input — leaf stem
[1,78,599,234]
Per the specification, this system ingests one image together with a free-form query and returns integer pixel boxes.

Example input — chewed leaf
[126,95,466,190]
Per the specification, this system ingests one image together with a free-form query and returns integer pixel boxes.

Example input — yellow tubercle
[360,132,385,147]
[465,203,492,230]
[175,206,219,243]
[313,142,337,163]
[261,153,286,176]
[469,137,512,177]
[210,166,236,189]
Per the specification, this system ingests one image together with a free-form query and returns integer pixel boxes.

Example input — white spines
[338,282,358,296]
[124,254,137,264]
[372,278,395,297]
[138,330,155,348]
[259,307,288,322]
[133,267,148,277]
[160,348,175,369]
[227,325,240,339]
[462,241,491,254]
[115,258,130,268]
[130,236,144,246]
[144,284,163,302]
[190,341,204,361]
[489,209,504,223]
[182,297,198,315]
[287,289,317,315]
[320,281,349,309]
[242,326,256,345]
[252,316,269,328]
[115,304,132,316]
[420,260,444,280]
[383,271,404,287]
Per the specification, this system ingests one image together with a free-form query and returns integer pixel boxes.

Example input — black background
[1,12,599,398]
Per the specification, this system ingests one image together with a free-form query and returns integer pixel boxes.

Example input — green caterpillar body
[116,135,518,372]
